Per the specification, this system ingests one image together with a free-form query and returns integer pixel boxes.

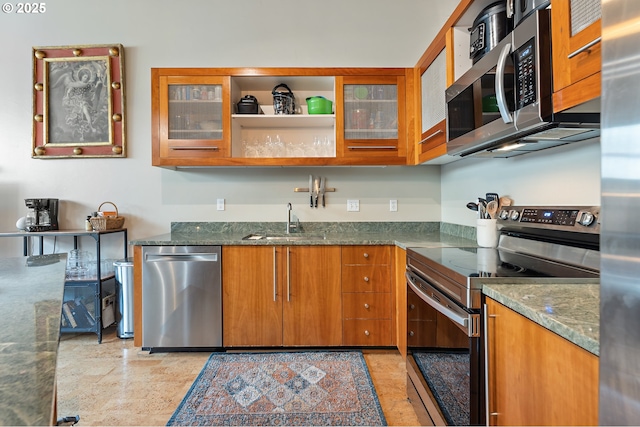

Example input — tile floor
[56,327,420,426]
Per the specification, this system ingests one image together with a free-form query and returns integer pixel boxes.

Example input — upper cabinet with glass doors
[152,68,410,168]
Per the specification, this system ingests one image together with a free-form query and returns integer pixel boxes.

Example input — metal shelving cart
[0,228,128,343]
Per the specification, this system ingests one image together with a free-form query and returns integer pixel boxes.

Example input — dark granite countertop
[129,221,477,249]
[483,281,600,356]
[0,254,67,426]
[129,221,599,357]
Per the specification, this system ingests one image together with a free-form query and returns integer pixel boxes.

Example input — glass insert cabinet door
[157,75,230,159]
[343,84,398,139]
[168,84,223,139]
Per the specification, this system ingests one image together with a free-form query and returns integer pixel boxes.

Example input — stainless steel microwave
[446,9,599,158]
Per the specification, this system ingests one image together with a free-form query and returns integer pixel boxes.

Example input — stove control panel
[497,206,600,233]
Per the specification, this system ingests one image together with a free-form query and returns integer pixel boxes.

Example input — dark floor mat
[413,352,470,426]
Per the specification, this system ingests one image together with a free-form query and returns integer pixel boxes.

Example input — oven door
[406,270,484,426]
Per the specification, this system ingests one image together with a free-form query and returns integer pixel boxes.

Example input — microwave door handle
[495,42,514,124]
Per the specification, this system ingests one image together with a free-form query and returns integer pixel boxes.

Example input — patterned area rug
[413,352,470,426]
[167,351,387,426]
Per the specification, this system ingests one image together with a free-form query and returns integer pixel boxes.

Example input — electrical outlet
[390,200,398,212]
[347,200,360,212]
[217,199,225,211]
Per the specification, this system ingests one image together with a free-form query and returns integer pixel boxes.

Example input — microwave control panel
[515,38,537,109]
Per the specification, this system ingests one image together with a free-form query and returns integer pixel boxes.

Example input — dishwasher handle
[144,253,218,262]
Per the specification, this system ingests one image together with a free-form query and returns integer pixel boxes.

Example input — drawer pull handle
[364,303,370,309]
[363,253,369,258]
[364,330,370,336]
[363,276,370,282]
[409,331,415,337]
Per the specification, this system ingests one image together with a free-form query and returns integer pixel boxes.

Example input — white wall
[441,139,601,226]
[0,0,456,257]
[0,0,602,258]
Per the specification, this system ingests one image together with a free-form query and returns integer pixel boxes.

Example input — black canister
[236,95,260,114]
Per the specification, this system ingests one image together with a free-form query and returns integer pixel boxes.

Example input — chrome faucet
[286,203,298,234]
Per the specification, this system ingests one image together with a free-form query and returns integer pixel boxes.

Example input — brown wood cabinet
[414,29,452,164]
[485,297,598,426]
[151,71,232,167]
[152,68,411,167]
[341,245,394,346]
[222,245,342,347]
[335,74,408,165]
[551,0,602,111]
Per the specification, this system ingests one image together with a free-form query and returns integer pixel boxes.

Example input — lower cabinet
[341,245,393,346]
[485,297,598,426]
[222,245,342,347]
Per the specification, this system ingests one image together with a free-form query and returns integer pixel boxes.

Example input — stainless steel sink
[242,233,325,241]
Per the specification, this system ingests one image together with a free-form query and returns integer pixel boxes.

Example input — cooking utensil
[486,192,499,203]
[466,202,479,211]
[499,196,513,208]
[319,176,326,207]
[314,176,320,208]
[309,175,314,207]
[486,200,499,219]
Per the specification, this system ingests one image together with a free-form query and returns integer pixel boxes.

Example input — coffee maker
[25,198,59,232]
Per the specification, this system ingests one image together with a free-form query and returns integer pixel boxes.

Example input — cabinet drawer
[342,245,390,265]
[343,293,391,319]
[343,319,392,346]
[342,265,390,292]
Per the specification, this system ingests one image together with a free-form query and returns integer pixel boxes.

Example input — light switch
[390,200,398,212]
[217,199,225,211]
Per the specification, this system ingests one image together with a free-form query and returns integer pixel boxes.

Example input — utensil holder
[477,218,498,248]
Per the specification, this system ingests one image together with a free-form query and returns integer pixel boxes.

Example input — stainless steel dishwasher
[141,246,222,351]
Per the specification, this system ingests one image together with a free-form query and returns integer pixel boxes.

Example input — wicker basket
[90,202,125,231]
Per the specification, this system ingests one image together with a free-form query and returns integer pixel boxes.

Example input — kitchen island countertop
[0,254,67,426]
[483,282,599,356]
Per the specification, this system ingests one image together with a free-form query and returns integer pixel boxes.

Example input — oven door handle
[406,271,471,334]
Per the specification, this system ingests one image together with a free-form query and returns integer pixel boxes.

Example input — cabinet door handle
[273,247,277,302]
[568,37,601,59]
[347,146,396,150]
[363,276,370,282]
[363,253,369,258]
[364,330,370,336]
[364,303,370,309]
[419,129,444,144]
[484,304,499,425]
[169,146,219,151]
[286,247,291,302]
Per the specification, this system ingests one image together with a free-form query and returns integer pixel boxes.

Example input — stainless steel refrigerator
[600,0,640,423]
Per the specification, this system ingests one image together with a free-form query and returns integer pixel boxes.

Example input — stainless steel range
[405,206,600,426]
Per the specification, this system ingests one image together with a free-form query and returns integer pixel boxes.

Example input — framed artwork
[32,44,126,158]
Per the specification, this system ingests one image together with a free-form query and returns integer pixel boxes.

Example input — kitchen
[0,0,635,425]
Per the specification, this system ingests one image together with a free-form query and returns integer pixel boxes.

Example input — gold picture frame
[32,44,126,158]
